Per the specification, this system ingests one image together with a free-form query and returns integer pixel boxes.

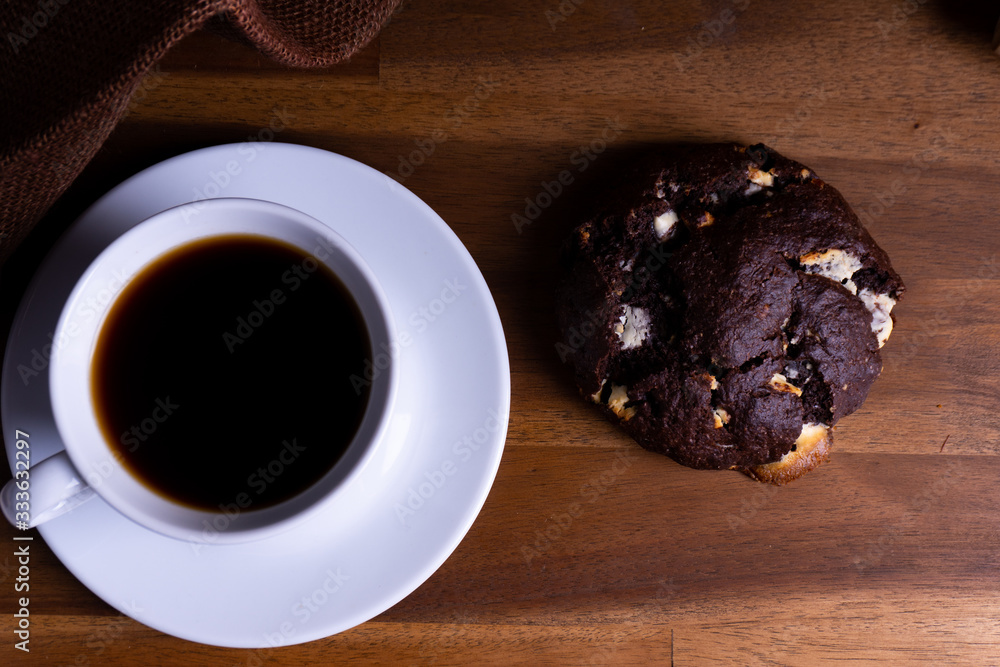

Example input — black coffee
[92,234,371,511]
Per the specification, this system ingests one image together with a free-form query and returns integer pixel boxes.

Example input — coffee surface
[92,235,371,511]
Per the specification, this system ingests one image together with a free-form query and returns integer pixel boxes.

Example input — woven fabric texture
[0,0,400,264]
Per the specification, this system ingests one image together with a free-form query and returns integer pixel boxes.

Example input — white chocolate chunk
[617,305,651,349]
[744,183,762,196]
[591,380,636,420]
[795,422,828,449]
[653,210,679,239]
[608,384,630,414]
[775,422,829,463]
[768,373,803,396]
[799,249,862,293]
[748,166,774,187]
[745,422,830,482]
[858,289,896,348]
[591,380,606,403]
[799,249,895,347]
[712,407,730,428]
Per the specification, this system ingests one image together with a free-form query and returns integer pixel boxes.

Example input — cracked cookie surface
[556,143,904,483]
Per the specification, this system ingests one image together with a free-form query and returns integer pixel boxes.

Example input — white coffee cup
[1,198,397,543]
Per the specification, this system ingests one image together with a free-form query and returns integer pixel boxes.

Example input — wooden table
[3,0,1000,664]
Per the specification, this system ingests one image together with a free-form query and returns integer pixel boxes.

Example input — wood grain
[3,0,1000,664]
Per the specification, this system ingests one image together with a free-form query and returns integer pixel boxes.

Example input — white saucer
[1,144,510,648]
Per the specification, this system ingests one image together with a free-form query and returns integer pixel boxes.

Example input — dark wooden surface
[3,0,1000,664]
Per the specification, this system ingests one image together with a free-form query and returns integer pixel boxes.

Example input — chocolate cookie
[556,143,904,484]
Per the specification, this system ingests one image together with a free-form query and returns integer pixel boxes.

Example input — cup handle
[2,451,96,529]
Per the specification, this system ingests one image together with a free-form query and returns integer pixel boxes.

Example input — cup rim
[49,197,398,543]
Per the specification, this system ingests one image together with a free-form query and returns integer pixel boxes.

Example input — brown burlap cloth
[0,0,401,266]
